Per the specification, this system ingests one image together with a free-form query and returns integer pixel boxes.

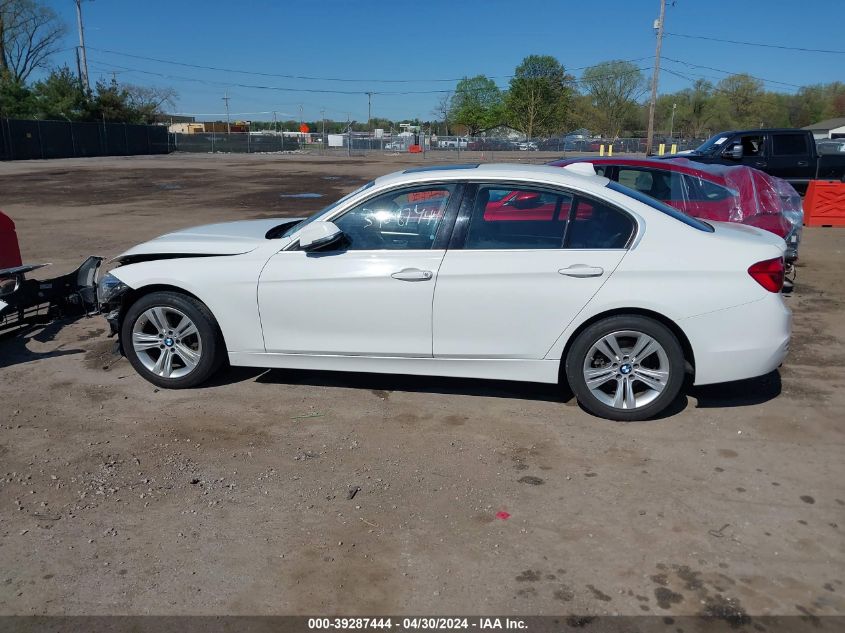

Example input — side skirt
[227,352,561,384]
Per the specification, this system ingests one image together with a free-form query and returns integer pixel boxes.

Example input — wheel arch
[559,307,695,382]
[116,283,228,353]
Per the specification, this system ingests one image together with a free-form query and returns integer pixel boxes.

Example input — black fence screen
[0,118,170,161]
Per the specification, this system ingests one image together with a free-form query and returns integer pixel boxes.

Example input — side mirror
[726,144,743,160]
[299,221,344,252]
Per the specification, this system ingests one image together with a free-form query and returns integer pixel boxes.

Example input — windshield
[281,180,375,238]
[695,134,731,154]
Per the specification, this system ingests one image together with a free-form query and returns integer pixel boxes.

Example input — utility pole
[347,113,351,158]
[366,92,373,137]
[222,92,231,134]
[320,108,326,148]
[74,0,90,91]
[645,0,666,156]
[273,110,278,134]
[669,102,677,140]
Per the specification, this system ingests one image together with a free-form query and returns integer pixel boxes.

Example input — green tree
[787,82,845,127]
[716,74,765,128]
[581,60,646,138]
[86,79,135,122]
[448,75,503,136]
[31,66,87,120]
[505,54,574,139]
[0,75,35,116]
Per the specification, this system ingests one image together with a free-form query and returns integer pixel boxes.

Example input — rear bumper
[682,294,791,386]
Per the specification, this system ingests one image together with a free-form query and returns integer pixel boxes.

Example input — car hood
[113,218,303,262]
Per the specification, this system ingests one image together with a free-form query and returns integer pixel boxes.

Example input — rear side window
[565,198,635,249]
[464,185,572,249]
[772,133,808,156]
[683,175,734,201]
[617,167,685,203]
[607,181,714,232]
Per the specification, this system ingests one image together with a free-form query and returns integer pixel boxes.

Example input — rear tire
[122,291,225,389]
[565,315,685,421]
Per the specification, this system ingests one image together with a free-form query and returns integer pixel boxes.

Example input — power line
[87,45,651,86]
[662,57,802,89]
[88,58,654,96]
[87,46,514,83]
[665,31,845,54]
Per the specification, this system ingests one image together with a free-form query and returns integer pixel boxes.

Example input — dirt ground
[0,153,843,621]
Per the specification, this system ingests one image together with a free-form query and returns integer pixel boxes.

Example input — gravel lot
[0,153,843,621]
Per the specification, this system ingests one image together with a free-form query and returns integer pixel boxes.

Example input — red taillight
[748,257,784,293]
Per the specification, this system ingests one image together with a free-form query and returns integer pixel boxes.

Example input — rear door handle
[559,265,604,278]
[797,161,808,166]
[391,268,433,282]
[754,161,767,167]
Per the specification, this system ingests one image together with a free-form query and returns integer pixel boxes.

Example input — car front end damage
[0,210,104,334]
[96,271,132,338]
[0,256,103,333]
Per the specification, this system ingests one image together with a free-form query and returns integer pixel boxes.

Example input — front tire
[565,315,685,421]
[122,291,225,389]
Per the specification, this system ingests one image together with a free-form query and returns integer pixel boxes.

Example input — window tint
[617,167,685,202]
[683,175,734,201]
[464,186,572,249]
[566,198,635,249]
[772,133,808,156]
[333,184,454,250]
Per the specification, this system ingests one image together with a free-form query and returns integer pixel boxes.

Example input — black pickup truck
[666,128,845,193]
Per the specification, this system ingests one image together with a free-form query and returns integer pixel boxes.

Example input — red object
[299,123,310,134]
[549,157,798,239]
[495,511,511,520]
[804,180,845,227]
[748,257,785,293]
[0,210,23,269]
[408,144,422,153]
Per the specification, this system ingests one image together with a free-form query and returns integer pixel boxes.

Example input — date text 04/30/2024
[307,618,528,630]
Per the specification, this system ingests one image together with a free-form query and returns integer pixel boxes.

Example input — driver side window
[333,184,455,250]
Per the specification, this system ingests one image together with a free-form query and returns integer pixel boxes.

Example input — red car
[548,157,803,262]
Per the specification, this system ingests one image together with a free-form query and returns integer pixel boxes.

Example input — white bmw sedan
[97,163,791,421]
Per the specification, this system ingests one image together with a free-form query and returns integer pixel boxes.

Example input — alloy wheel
[582,330,670,410]
[131,306,203,379]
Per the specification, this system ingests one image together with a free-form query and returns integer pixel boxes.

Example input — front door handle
[391,268,433,282]
[754,161,767,167]
[559,265,604,278]
[797,161,808,166]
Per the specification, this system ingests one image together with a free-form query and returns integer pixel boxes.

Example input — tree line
[438,54,845,140]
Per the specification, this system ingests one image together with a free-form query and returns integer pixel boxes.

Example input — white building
[802,117,845,140]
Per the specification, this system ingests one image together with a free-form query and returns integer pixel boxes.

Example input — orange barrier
[804,180,845,227]
[408,144,422,153]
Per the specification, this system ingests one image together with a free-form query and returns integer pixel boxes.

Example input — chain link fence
[168,131,705,157]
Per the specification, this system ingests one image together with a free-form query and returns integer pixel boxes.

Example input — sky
[43,0,845,124]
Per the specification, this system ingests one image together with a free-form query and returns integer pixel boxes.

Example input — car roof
[715,128,808,136]
[549,156,730,183]
[373,162,611,192]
